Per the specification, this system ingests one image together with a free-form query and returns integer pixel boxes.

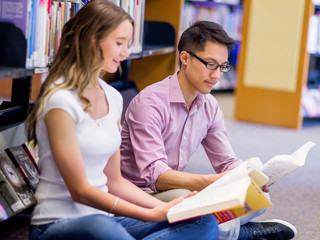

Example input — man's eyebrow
[207,57,229,64]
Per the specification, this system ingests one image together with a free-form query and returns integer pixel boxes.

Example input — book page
[246,158,269,187]
[167,163,251,223]
[263,141,316,185]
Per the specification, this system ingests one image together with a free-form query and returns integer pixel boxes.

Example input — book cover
[0,169,25,214]
[0,154,36,208]
[5,145,39,192]
[213,179,271,224]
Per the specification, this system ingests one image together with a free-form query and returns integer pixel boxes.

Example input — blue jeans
[29,214,219,240]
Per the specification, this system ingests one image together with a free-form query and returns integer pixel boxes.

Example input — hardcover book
[0,154,36,208]
[167,163,271,224]
[0,169,25,213]
[5,145,39,192]
[22,141,40,169]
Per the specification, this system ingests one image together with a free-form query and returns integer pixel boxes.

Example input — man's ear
[180,51,189,66]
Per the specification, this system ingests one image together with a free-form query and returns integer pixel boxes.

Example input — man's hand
[262,185,270,192]
[200,171,230,190]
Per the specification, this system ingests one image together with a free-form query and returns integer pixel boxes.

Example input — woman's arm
[45,109,180,222]
[104,148,164,209]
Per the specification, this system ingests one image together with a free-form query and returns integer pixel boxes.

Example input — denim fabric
[29,214,219,240]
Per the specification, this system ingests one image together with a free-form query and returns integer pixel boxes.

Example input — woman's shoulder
[46,86,81,120]
[48,88,78,106]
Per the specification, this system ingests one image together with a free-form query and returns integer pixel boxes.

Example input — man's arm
[155,169,228,192]
[202,97,243,173]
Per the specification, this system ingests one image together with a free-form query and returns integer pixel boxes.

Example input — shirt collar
[168,71,185,103]
[168,71,207,107]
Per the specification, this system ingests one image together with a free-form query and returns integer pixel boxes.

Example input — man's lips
[205,80,217,86]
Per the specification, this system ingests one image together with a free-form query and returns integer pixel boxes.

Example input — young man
[120,21,297,240]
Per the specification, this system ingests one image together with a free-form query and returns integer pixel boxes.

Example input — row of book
[307,12,320,55]
[302,86,320,118]
[182,1,243,41]
[109,0,145,55]
[0,142,39,222]
[0,0,145,68]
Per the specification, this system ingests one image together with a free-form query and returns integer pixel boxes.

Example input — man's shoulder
[136,78,170,102]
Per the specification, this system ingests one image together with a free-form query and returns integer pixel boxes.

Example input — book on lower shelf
[167,141,315,224]
[5,145,40,192]
[22,141,40,167]
[0,153,36,210]
[0,168,25,215]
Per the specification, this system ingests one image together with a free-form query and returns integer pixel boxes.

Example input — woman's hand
[145,191,198,222]
[146,196,184,222]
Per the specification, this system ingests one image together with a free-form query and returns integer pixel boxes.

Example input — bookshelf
[234,0,314,129]
[181,0,243,91]
[0,23,34,131]
[0,0,184,125]
[303,3,320,118]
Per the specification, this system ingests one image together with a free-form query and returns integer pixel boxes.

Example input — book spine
[22,143,40,173]
[26,0,35,68]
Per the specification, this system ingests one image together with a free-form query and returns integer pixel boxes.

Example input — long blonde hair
[25,0,133,145]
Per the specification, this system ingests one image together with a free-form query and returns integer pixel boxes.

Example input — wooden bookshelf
[234,0,314,129]
[129,0,184,91]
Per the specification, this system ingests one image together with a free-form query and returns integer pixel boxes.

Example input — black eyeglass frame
[186,51,231,73]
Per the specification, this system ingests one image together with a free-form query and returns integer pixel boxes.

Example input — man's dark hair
[178,21,237,57]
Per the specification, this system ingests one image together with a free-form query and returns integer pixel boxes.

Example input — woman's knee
[38,215,133,240]
[77,214,130,239]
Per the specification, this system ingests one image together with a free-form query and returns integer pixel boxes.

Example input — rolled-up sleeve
[202,101,243,173]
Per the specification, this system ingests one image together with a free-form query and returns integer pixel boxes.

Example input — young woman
[25,1,219,239]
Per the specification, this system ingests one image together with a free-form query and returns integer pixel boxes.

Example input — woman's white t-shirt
[31,78,123,225]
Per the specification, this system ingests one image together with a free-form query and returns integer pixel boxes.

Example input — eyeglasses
[187,51,231,73]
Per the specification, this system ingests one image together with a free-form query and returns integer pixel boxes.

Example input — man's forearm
[155,170,214,192]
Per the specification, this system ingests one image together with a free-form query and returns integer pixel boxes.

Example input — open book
[246,141,316,186]
[167,162,271,224]
[167,141,316,224]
